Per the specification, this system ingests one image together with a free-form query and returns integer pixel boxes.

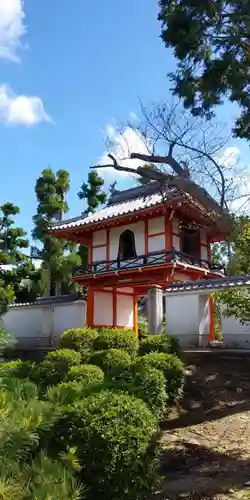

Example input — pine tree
[78,170,107,215]
[78,170,107,267]
[158,0,250,139]
[0,203,29,314]
[32,168,80,296]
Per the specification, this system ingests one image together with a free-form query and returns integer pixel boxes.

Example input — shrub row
[0,328,184,499]
[60,327,138,356]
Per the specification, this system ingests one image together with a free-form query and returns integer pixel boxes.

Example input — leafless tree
[100,100,249,214]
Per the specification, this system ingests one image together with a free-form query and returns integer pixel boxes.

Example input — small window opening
[118,230,137,260]
[181,228,200,257]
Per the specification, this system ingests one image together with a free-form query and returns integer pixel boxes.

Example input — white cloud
[0,84,52,126]
[98,125,151,178]
[216,146,240,168]
[0,0,26,62]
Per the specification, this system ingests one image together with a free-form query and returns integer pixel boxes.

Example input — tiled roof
[165,275,250,294]
[51,183,179,231]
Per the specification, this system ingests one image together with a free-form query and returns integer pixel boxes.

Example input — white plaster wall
[148,216,165,235]
[92,246,106,262]
[53,302,86,342]
[198,295,210,347]
[148,234,165,253]
[117,294,134,327]
[117,287,134,293]
[201,245,208,261]
[165,294,200,347]
[172,217,179,234]
[200,230,207,245]
[93,292,113,326]
[93,229,106,246]
[222,314,250,348]
[0,301,86,348]
[109,221,145,260]
[173,234,180,251]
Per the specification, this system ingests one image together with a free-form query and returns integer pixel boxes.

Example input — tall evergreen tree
[158,0,250,139]
[78,170,107,267]
[78,170,107,214]
[32,168,79,296]
[0,203,29,314]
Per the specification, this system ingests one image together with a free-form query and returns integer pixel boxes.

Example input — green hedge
[94,328,138,355]
[0,360,34,380]
[45,380,88,406]
[113,364,168,418]
[67,364,105,385]
[134,352,185,401]
[89,348,131,376]
[49,390,159,500]
[33,349,81,389]
[60,327,98,352]
[139,334,182,359]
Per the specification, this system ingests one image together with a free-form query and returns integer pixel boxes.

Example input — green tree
[0,203,29,314]
[78,170,107,215]
[32,168,80,296]
[158,0,250,139]
[217,216,250,323]
[78,170,107,267]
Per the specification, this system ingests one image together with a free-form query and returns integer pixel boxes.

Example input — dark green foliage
[50,390,160,500]
[139,334,182,359]
[67,364,104,385]
[158,0,250,139]
[0,360,34,380]
[60,327,99,352]
[138,321,148,340]
[95,327,138,355]
[32,168,80,296]
[89,349,131,376]
[78,170,107,214]
[0,203,30,313]
[0,378,82,499]
[24,451,84,499]
[135,352,185,401]
[33,349,81,388]
[45,381,88,406]
[114,365,168,418]
[0,328,16,352]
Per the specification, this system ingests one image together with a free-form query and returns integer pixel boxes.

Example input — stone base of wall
[223,334,250,349]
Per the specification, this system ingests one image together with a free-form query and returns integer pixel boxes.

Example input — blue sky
[0,0,249,244]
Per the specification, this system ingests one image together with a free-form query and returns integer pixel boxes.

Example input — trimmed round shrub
[51,390,160,500]
[0,360,34,380]
[33,349,81,389]
[115,365,168,418]
[139,334,182,359]
[67,364,105,385]
[45,380,88,406]
[95,327,138,355]
[46,348,81,367]
[135,352,185,401]
[60,327,99,352]
[89,348,131,376]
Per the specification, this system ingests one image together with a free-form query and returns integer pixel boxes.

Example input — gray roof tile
[51,185,178,231]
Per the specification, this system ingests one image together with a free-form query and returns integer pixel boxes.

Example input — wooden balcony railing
[75,248,225,277]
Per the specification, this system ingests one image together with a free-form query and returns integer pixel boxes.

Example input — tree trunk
[55,281,61,297]
[44,265,51,297]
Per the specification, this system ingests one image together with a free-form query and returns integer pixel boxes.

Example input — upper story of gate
[50,181,228,287]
